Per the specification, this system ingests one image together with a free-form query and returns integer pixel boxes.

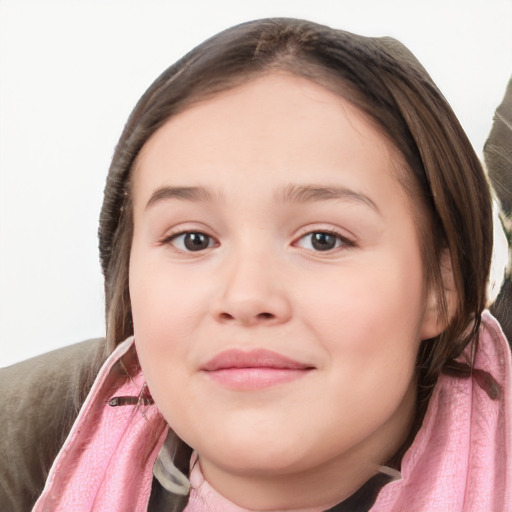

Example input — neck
[199,456,376,510]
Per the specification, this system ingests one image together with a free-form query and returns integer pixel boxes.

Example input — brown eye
[310,233,340,251]
[296,231,346,252]
[170,232,214,252]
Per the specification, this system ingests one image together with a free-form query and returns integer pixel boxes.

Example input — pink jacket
[33,311,511,511]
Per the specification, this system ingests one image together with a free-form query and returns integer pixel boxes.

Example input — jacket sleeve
[0,338,107,512]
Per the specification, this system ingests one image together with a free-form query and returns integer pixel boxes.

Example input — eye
[167,232,216,252]
[295,231,348,252]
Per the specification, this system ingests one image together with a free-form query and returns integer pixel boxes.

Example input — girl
[2,18,510,512]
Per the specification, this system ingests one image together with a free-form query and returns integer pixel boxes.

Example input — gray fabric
[153,432,191,496]
[0,338,107,512]
[485,77,512,218]
[487,76,512,344]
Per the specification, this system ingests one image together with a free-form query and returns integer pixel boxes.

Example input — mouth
[200,349,315,390]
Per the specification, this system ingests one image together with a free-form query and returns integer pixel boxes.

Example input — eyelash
[160,228,355,255]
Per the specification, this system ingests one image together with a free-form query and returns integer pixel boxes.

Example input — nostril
[216,311,278,324]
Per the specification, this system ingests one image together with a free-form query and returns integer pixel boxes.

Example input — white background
[1,0,511,367]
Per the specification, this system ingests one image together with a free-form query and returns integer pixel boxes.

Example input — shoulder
[0,338,108,512]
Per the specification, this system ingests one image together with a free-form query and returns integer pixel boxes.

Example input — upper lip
[201,349,313,371]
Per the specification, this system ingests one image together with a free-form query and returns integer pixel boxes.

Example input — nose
[212,250,292,327]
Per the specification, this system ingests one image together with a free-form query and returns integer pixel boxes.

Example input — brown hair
[98,18,492,453]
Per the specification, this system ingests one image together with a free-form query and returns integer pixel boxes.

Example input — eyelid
[158,222,217,241]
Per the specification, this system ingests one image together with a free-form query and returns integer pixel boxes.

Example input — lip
[200,349,314,390]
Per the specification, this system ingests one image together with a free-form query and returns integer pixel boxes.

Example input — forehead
[132,72,409,208]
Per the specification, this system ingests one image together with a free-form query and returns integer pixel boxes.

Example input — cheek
[310,268,422,428]
[305,257,424,337]
[129,242,210,339]
[130,283,198,434]
[299,246,426,381]
[128,249,205,402]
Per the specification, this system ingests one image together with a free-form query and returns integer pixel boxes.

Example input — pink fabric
[373,311,511,511]
[33,312,511,511]
[32,338,169,512]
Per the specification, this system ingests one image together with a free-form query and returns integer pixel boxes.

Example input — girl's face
[129,73,442,507]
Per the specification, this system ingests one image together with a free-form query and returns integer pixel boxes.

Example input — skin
[129,72,444,510]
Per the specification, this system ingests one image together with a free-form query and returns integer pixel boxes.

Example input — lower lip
[203,368,312,390]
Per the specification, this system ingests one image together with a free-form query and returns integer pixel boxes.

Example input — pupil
[312,233,336,251]
[184,233,209,251]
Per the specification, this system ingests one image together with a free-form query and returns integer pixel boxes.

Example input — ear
[420,249,458,340]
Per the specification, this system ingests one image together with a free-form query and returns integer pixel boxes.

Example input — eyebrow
[276,184,380,213]
[144,183,380,214]
[145,186,221,209]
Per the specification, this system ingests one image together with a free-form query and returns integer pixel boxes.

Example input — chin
[196,431,308,475]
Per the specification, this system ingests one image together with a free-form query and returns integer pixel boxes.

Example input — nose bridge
[214,237,291,326]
